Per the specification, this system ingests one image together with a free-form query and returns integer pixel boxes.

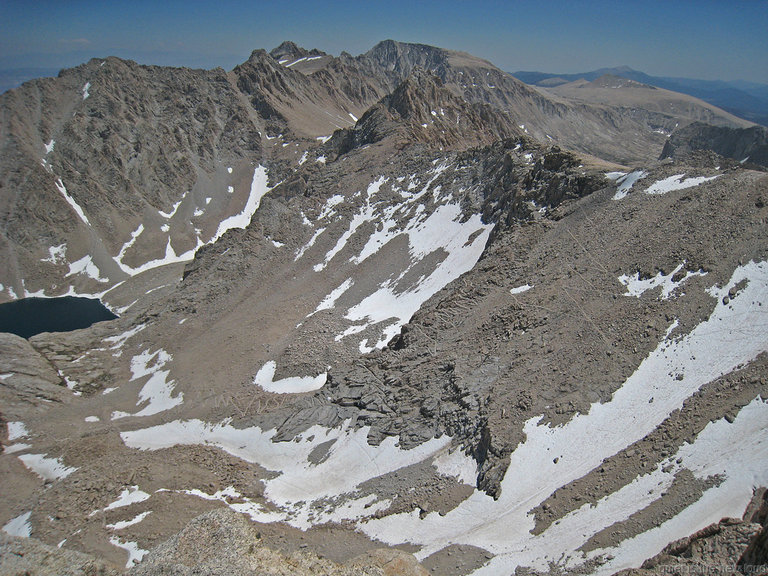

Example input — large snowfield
[111,259,768,574]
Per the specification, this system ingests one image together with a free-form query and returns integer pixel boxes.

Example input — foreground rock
[131,509,426,576]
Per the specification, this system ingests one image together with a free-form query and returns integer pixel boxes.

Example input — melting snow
[41,243,67,264]
[285,56,307,67]
[2,511,31,537]
[82,82,90,99]
[342,200,491,350]
[55,178,90,225]
[294,227,326,261]
[618,262,706,300]
[18,453,78,482]
[44,139,55,154]
[119,253,768,573]
[314,177,388,272]
[7,421,29,441]
[589,396,768,575]
[509,284,533,295]
[357,259,768,574]
[93,486,152,515]
[115,224,144,269]
[109,536,148,568]
[433,447,478,486]
[66,254,109,283]
[4,443,31,454]
[644,174,721,195]
[209,165,271,243]
[111,349,182,419]
[116,234,202,277]
[174,486,284,524]
[612,170,647,200]
[158,193,186,219]
[122,419,451,530]
[253,360,327,394]
[312,279,353,314]
[106,511,152,530]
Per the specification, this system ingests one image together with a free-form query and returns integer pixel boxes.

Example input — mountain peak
[365,40,449,75]
[590,73,654,89]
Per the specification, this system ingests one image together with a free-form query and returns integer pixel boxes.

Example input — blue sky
[1,0,767,82]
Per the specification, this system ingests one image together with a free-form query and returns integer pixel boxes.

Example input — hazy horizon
[1,0,767,84]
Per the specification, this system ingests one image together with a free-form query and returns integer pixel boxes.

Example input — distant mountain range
[513,66,768,126]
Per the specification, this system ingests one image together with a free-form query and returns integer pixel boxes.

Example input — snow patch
[95,486,152,514]
[2,511,31,537]
[115,224,144,271]
[7,421,29,441]
[312,279,353,314]
[18,453,77,482]
[433,448,478,486]
[342,201,491,350]
[115,234,203,277]
[510,284,533,295]
[612,170,647,200]
[66,254,109,283]
[589,396,768,575]
[111,349,182,419]
[644,174,721,195]
[106,511,152,530]
[55,178,90,225]
[158,193,186,219]
[210,165,271,243]
[41,243,67,265]
[618,262,706,300]
[121,419,451,530]
[253,361,327,394]
[109,536,148,568]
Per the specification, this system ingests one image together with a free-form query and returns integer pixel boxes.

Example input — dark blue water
[0,296,117,338]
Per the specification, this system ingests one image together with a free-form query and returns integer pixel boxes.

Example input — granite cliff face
[660,121,768,167]
[1,40,767,576]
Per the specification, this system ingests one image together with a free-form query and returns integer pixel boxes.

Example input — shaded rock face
[2,38,768,576]
[660,121,768,167]
[739,489,768,571]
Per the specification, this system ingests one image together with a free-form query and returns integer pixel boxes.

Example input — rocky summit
[1,40,767,576]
